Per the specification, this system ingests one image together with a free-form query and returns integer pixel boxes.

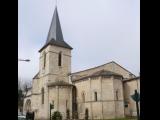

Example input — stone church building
[23,7,140,120]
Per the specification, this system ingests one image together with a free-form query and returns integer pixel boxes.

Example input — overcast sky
[18,0,140,82]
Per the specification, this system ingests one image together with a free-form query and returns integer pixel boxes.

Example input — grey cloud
[18,0,140,81]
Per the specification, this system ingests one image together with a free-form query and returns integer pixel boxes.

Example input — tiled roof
[123,76,140,82]
[92,69,122,77]
[72,69,123,82]
[72,61,135,77]
[47,81,73,87]
[33,72,39,79]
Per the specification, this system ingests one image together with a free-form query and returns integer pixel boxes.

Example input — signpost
[50,103,54,120]
[131,90,140,120]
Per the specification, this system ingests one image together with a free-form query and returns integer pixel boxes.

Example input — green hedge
[51,111,62,120]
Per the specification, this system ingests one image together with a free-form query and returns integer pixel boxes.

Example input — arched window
[43,52,46,69]
[24,99,31,112]
[82,92,85,102]
[58,52,62,66]
[66,100,68,109]
[94,92,97,101]
[41,88,44,104]
[116,89,119,100]
[124,101,129,108]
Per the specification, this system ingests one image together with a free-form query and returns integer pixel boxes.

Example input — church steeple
[39,7,72,52]
[46,6,63,43]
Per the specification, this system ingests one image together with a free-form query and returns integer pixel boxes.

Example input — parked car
[18,115,26,120]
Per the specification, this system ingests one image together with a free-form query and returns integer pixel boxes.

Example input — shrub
[72,111,78,119]
[52,111,62,120]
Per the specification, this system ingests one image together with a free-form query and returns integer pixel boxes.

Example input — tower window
[58,52,62,66]
[82,92,85,102]
[43,52,46,69]
[94,92,97,101]
[66,100,68,109]
[116,89,119,100]
[41,88,44,104]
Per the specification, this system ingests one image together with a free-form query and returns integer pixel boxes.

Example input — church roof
[72,70,123,82]
[123,76,140,82]
[33,72,39,79]
[71,61,136,77]
[92,69,123,77]
[47,81,74,87]
[39,7,72,52]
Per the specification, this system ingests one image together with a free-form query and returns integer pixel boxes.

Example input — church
[23,6,140,120]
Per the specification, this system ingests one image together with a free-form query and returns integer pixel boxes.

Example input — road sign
[131,90,140,102]
[131,90,140,120]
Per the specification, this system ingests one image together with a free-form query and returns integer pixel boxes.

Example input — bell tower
[39,6,73,83]
[36,6,73,119]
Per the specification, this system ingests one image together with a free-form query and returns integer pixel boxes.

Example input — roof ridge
[72,61,114,74]
[72,61,136,77]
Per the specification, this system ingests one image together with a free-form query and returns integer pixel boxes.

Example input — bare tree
[22,80,32,97]
[18,78,24,113]
[18,77,22,90]
[18,78,32,113]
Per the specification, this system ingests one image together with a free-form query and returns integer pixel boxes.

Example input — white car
[18,115,26,120]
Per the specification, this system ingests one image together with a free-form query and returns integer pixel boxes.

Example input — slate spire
[46,6,63,43]
[39,7,72,52]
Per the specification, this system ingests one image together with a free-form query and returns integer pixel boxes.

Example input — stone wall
[39,45,71,83]
[48,86,73,119]
[73,75,125,119]
[123,78,140,116]
[27,44,72,120]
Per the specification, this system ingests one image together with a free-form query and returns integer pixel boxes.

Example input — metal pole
[50,104,51,120]
[136,101,140,120]
[135,90,140,120]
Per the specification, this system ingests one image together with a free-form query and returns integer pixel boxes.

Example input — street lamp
[18,59,30,62]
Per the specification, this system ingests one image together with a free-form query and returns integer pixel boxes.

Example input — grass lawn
[94,117,137,120]
[77,118,137,120]
[77,117,137,120]
[107,118,137,120]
